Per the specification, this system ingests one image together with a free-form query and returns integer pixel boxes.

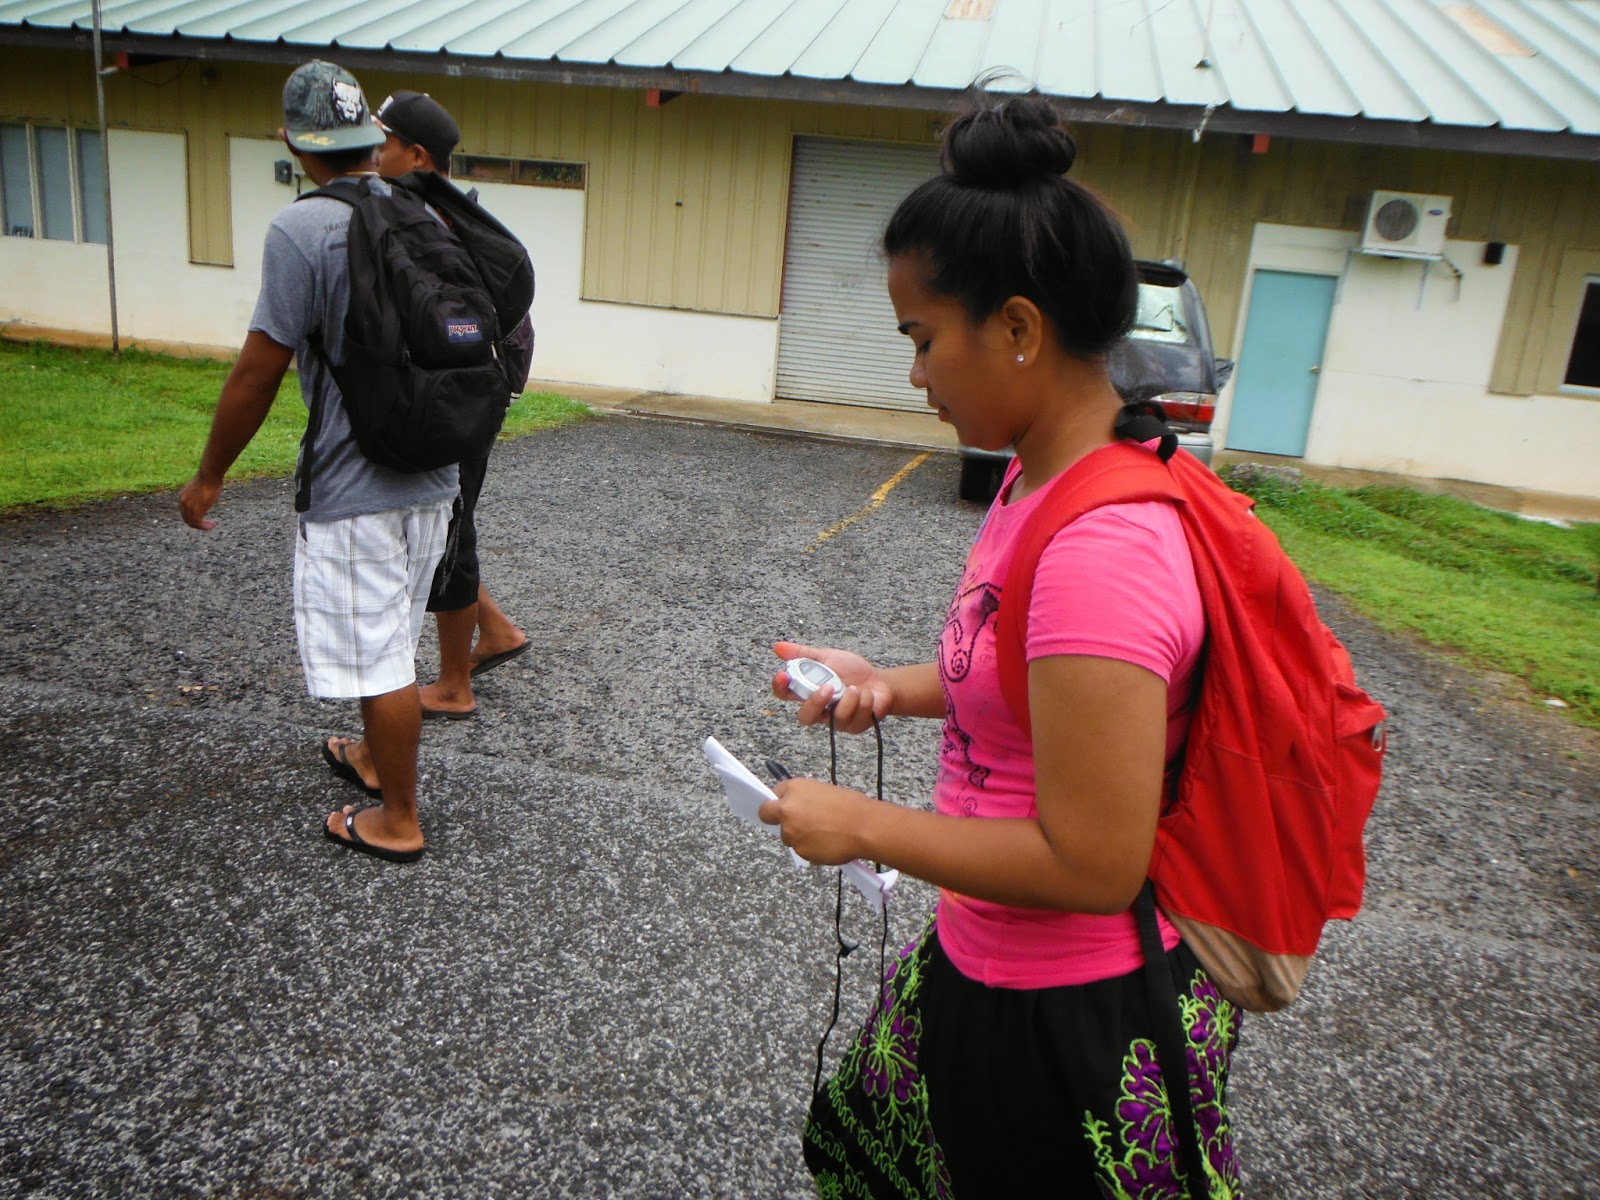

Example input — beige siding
[1110,130,1599,396]
[3,45,1595,386]
[0,51,289,265]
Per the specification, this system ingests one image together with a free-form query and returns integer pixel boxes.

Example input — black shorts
[426,449,488,613]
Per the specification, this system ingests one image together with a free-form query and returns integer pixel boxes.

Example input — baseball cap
[374,91,461,170]
[282,60,385,155]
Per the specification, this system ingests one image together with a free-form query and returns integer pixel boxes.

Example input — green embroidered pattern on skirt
[804,920,952,1200]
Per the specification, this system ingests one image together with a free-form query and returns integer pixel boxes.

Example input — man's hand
[178,331,294,533]
[179,473,222,531]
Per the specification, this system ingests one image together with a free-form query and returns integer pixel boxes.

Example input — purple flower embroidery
[1088,971,1245,1198]
[860,1005,922,1102]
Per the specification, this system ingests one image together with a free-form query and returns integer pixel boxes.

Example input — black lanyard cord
[810,708,891,1102]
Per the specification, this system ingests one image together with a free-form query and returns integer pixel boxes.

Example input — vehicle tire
[958,457,1005,505]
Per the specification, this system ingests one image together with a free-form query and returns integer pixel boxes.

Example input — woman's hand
[758,777,873,866]
[772,641,895,734]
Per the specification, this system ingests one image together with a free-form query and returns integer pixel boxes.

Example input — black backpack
[294,171,535,510]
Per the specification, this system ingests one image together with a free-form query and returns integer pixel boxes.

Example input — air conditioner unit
[1360,191,1452,260]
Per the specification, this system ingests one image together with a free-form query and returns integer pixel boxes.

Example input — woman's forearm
[854,800,1144,914]
[883,662,946,720]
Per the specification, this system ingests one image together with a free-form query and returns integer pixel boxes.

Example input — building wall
[1,45,1595,495]
[1225,224,1600,498]
[0,129,253,347]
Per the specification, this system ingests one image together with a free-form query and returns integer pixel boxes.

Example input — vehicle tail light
[1154,392,1215,430]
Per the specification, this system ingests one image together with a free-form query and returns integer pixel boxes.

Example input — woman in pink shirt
[761,90,1243,1199]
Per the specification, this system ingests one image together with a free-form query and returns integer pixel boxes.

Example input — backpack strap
[289,179,364,513]
[1135,883,1211,1200]
[997,438,1206,1200]
[994,434,1182,732]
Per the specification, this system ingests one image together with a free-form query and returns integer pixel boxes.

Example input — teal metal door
[1226,270,1338,457]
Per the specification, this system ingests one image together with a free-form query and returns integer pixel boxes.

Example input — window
[453,154,586,189]
[1563,279,1600,390]
[0,123,108,244]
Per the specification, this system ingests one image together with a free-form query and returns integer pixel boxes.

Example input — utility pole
[90,0,120,354]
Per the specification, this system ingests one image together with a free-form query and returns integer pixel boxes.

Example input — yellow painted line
[805,453,931,553]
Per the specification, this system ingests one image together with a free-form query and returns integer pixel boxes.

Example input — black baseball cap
[282,60,385,155]
[374,91,461,169]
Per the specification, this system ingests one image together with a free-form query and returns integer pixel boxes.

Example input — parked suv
[957,260,1231,503]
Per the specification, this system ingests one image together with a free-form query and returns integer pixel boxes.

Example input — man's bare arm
[180,331,295,530]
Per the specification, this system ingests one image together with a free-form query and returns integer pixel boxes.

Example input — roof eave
[2,26,1597,164]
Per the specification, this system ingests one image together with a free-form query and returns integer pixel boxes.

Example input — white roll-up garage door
[776,137,940,411]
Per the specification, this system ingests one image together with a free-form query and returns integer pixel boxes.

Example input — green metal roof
[3,0,1599,154]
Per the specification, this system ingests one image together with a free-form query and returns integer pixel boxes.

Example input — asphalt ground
[1,414,1596,1199]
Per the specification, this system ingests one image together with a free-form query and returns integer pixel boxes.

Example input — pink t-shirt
[933,457,1205,989]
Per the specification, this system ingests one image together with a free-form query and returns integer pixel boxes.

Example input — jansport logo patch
[446,322,483,343]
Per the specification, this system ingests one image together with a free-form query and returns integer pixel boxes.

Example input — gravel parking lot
[1,414,1596,1198]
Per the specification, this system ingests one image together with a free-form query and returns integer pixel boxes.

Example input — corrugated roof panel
[99,0,213,32]
[173,0,321,38]
[3,0,1599,141]
[1194,1,1287,115]
[224,0,364,42]
[626,0,760,67]
[907,5,995,91]
[956,0,1043,87]
[1146,0,1229,108]
[279,0,436,46]
[1520,0,1600,56]
[1031,5,1098,96]
[1224,0,1355,116]
[385,0,527,52]
[1487,0,1600,56]
[1476,0,1600,132]
[789,0,898,80]
[193,0,315,36]
[161,0,284,36]
[851,0,944,85]
[0,0,53,20]
[1291,1,1431,121]
[336,0,481,48]
[444,0,589,57]
[728,0,847,76]
[89,0,189,27]
[1391,0,1566,130]
[665,0,793,71]
[563,0,702,65]
[494,0,633,59]
[1334,0,1499,126]
[1502,55,1600,133]
[1089,0,1163,103]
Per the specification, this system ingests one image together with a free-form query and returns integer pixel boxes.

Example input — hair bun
[941,94,1077,188]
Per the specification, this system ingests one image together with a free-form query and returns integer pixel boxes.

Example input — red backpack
[996,439,1387,1012]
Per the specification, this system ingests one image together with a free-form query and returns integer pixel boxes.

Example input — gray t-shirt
[250,181,458,522]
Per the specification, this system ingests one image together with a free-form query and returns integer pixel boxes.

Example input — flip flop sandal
[421,705,477,721]
[470,640,530,678]
[321,738,383,799]
[322,808,425,864]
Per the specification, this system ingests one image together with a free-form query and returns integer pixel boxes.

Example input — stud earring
[1016,355,1024,364]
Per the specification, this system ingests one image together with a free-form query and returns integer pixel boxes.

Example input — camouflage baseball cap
[282,60,385,155]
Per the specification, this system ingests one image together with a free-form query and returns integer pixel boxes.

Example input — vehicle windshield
[1130,282,1194,346]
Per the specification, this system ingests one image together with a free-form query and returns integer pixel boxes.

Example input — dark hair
[883,89,1137,359]
[309,144,378,174]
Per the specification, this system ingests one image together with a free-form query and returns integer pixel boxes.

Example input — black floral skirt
[802,918,1245,1199]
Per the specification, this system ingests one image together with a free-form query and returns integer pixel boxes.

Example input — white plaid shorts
[293,499,452,700]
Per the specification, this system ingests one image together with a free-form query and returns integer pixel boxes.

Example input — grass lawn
[0,338,589,510]
[2,338,1595,731]
[1232,472,1600,730]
